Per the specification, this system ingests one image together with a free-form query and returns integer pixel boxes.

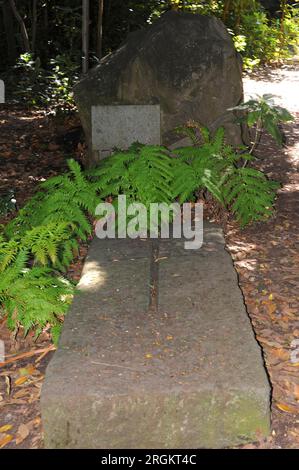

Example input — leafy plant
[4,53,79,111]
[4,160,98,271]
[0,134,280,340]
[89,144,174,207]
[230,94,294,152]
[0,160,97,341]
[0,250,73,343]
[221,167,280,226]
[170,124,278,226]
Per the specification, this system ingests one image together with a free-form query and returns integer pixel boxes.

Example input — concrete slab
[41,223,270,448]
[92,105,161,157]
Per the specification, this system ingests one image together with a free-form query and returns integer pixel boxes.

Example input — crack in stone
[149,239,159,312]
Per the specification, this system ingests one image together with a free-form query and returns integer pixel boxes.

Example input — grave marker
[92,104,161,158]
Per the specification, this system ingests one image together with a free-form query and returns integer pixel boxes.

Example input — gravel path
[243,67,299,113]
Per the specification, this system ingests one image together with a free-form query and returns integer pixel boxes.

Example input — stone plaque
[92,104,161,157]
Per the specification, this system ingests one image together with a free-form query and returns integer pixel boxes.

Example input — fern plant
[172,128,230,203]
[4,159,99,271]
[0,134,280,341]
[22,222,78,270]
[0,250,73,343]
[6,159,98,242]
[221,167,280,226]
[88,144,175,233]
[0,235,20,271]
[171,125,278,225]
[89,144,174,206]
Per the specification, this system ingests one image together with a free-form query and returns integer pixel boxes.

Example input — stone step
[41,222,270,448]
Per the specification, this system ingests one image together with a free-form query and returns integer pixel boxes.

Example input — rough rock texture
[41,224,270,449]
[74,11,244,166]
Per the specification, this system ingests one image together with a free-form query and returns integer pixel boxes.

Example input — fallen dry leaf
[15,376,29,386]
[0,424,13,433]
[276,402,298,413]
[16,423,30,445]
[0,434,13,448]
[13,388,31,399]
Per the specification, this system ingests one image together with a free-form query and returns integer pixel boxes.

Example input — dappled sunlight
[279,183,299,193]
[77,260,107,292]
[227,241,257,254]
[234,259,258,272]
[243,69,299,113]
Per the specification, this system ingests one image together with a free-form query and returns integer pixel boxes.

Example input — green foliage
[0,159,97,341]
[22,222,76,270]
[239,10,281,66]
[230,94,294,147]
[4,53,79,110]
[4,159,98,271]
[0,250,73,343]
[0,133,280,339]
[88,129,279,228]
[221,167,280,226]
[169,125,279,225]
[159,1,299,70]
[89,144,174,207]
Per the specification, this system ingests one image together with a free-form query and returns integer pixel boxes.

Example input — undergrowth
[0,129,280,341]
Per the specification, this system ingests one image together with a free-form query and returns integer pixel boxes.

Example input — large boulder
[74,11,244,166]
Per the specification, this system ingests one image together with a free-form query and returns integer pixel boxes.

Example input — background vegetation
[0,1,298,107]
[0,1,296,339]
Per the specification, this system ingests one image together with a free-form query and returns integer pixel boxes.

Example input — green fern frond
[0,251,74,337]
[221,167,279,226]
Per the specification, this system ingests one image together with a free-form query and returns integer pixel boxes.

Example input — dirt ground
[0,66,298,449]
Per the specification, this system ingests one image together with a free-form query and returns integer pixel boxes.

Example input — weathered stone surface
[74,11,244,166]
[41,223,270,449]
[92,104,161,158]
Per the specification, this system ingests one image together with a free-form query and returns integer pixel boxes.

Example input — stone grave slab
[41,223,270,448]
[91,104,161,158]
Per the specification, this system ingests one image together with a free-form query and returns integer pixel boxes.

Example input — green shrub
[230,94,294,151]
[240,11,280,64]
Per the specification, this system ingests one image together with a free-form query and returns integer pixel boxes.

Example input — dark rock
[74,11,245,167]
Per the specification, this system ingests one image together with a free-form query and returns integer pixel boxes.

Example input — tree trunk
[1,0,17,64]
[279,0,287,49]
[82,0,89,74]
[31,0,37,53]
[42,0,49,62]
[96,0,104,59]
[9,0,31,52]
[222,0,231,23]
[235,0,243,32]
